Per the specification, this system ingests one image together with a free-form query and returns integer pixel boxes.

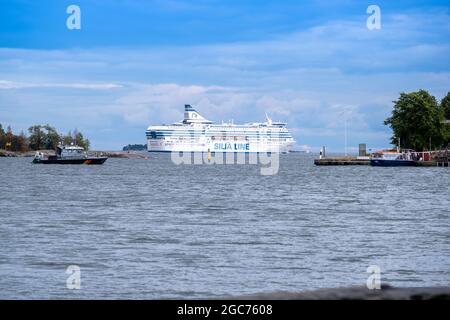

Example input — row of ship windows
[148,135,292,140]
[149,128,288,132]
[150,137,291,142]
[148,131,288,134]
[159,141,289,145]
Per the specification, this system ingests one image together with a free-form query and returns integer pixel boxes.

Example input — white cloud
[0,80,122,90]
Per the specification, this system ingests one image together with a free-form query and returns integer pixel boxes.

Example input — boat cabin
[56,145,86,158]
[371,151,413,161]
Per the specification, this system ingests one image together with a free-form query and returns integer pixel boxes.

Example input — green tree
[0,124,5,149]
[9,130,28,152]
[0,125,28,152]
[384,90,446,151]
[442,92,450,120]
[4,126,13,150]
[62,130,73,145]
[16,130,29,152]
[441,92,450,146]
[28,124,60,150]
[28,125,45,150]
[73,129,90,150]
[42,124,60,150]
[61,129,90,150]
[16,124,91,151]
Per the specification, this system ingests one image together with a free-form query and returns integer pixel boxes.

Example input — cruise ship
[146,105,295,153]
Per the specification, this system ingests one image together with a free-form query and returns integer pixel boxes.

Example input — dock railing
[410,149,450,166]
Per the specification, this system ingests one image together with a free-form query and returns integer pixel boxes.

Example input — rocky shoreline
[92,151,149,159]
[223,285,450,300]
[0,149,149,159]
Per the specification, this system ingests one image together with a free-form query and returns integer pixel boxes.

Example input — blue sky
[1,0,449,151]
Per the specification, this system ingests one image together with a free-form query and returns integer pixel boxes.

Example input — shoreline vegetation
[0,124,90,152]
[0,149,148,159]
[0,123,148,158]
[123,144,147,151]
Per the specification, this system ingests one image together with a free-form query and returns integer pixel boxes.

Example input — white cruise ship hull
[146,105,295,153]
[147,138,294,153]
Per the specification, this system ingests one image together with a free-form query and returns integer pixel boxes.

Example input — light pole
[344,117,348,156]
[338,108,351,157]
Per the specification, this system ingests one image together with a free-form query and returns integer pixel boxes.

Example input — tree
[16,131,29,152]
[28,125,45,150]
[0,125,28,152]
[123,144,147,151]
[9,130,28,152]
[384,90,446,151]
[28,124,60,150]
[62,130,73,145]
[43,124,60,150]
[73,130,90,150]
[61,129,90,150]
[6,124,91,151]
[441,92,450,146]
[0,124,5,149]
[4,126,13,150]
[442,92,450,120]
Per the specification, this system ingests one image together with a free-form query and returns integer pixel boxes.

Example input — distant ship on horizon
[146,105,295,153]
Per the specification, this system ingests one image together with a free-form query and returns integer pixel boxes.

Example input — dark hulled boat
[32,144,107,165]
[370,150,416,167]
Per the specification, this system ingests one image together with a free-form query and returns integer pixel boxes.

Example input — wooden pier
[415,161,449,167]
[412,149,450,166]
[314,151,450,167]
[434,149,450,167]
[314,157,370,166]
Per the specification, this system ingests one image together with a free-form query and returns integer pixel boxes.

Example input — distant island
[123,144,147,151]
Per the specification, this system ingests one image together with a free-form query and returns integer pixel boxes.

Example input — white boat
[146,105,295,153]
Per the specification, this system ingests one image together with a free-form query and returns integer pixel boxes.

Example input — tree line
[385,90,450,151]
[0,124,90,152]
[123,144,147,151]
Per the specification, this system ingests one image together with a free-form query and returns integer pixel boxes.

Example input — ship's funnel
[183,104,212,123]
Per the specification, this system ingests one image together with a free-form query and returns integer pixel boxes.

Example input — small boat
[370,150,416,167]
[32,144,107,165]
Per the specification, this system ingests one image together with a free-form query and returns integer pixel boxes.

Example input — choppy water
[0,154,449,299]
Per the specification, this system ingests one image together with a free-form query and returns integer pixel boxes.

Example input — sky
[0,0,449,151]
